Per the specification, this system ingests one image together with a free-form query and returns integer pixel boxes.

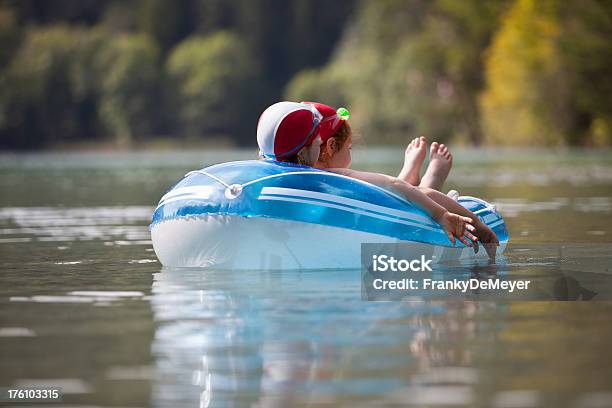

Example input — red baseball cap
[257,101,349,160]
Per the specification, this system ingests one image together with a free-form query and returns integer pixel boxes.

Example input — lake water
[1,148,612,408]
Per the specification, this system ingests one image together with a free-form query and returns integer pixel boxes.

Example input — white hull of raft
[151,215,503,270]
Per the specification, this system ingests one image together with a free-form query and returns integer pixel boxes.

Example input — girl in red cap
[257,101,498,255]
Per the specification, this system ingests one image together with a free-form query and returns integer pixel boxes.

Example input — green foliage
[404,0,511,144]
[0,0,355,149]
[0,25,159,148]
[138,0,196,54]
[481,0,612,146]
[287,0,611,146]
[0,0,610,148]
[97,34,160,146]
[481,0,566,145]
[0,0,353,149]
[285,68,348,108]
[557,0,612,146]
[165,31,259,141]
[0,4,20,68]
[0,25,85,148]
[286,0,508,145]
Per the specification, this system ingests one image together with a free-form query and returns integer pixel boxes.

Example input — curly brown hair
[278,121,352,166]
[317,121,352,164]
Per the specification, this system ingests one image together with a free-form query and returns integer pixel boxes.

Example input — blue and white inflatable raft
[151,160,508,269]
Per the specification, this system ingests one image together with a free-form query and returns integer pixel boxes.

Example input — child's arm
[419,187,499,257]
[329,168,478,246]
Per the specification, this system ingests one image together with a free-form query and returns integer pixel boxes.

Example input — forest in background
[0,0,610,150]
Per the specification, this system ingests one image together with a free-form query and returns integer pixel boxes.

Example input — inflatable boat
[150,160,508,269]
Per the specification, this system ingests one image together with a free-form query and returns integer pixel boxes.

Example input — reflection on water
[150,268,444,406]
[0,149,612,407]
[149,259,612,407]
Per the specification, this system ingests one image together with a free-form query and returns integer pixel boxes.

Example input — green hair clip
[336,107,350,120]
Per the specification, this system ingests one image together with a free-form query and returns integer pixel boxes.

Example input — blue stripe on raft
[258,187,438,227]
[258,194,444,233]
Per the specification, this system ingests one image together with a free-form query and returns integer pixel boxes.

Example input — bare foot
[398,136,427,185]
[420,142,452,191]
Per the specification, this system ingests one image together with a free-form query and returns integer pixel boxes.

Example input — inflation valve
[225,184,243,199]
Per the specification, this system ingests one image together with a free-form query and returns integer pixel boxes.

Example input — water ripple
[0,206,153,243]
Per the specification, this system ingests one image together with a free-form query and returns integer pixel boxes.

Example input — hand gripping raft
[150,160,509,269]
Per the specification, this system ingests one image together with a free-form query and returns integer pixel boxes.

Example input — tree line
[0,0,610,150]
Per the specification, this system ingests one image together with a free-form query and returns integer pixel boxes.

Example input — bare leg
[398,136,427,185]
[421,187,499,259]
[420,142,452,191]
